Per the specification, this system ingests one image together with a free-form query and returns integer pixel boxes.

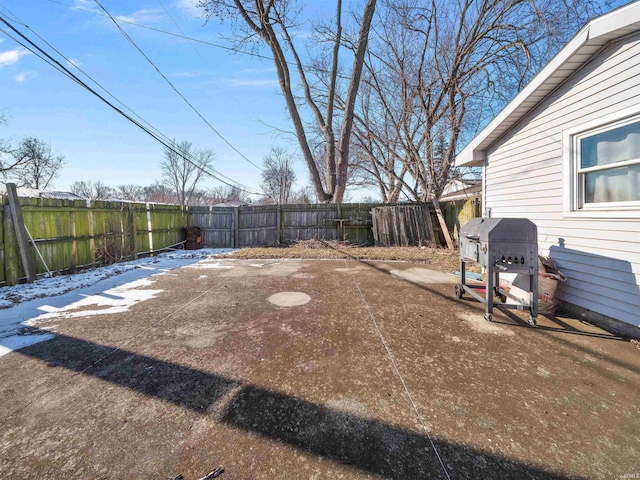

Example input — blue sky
[0,0,628,201]
[0,0,315,199]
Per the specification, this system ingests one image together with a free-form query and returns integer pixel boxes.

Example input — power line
[0,14,263,196]
[91,0,263,171]
[154,0,212,69]
[45,0,291,66]
[99,7,263,174]
[0,4,171,147]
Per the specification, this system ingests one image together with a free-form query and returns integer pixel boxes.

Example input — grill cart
[455,218,538,325]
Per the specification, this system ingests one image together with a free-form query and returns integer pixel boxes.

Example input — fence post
[5,183,36,283]
[69,209,78,270]
[233,207,239,248]
[86,200,96,264]
[146,203,154,254]
[3,204,21,285]
[432,197,454,250]
[276,205,282,245]
[130,205,138,259]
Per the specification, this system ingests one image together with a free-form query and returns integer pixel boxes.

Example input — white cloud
[227,78,280,89]
[174,0,203,17]
[0,48,31,68]
[13,71,37,83]
[237,67,277,75]
[115,8,165,24]
[67,58,83,68]
[170,70,208,78]
[72,0,101,14]
[73,1,166,25]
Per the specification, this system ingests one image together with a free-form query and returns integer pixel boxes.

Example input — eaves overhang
[455,3,640,168]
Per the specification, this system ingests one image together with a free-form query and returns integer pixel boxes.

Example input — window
[573,116,640,210]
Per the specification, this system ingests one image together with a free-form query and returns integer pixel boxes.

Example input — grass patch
[231,240,474,273]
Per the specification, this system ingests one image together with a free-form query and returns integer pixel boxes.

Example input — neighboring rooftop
[0,185,84,201]
[212,200,251,207]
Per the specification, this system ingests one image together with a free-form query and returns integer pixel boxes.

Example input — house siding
[484,34,640,326]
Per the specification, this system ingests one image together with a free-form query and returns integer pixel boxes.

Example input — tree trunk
[333,0,377,203]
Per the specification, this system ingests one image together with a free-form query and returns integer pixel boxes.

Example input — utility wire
[92,0,263,171]
[0,4,170,145]
[0,15,263,196]
[154,0,212,69]
[0,4,261,193]
[45,0,293,66]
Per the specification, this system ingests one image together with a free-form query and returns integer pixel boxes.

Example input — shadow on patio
[5,332,568,479]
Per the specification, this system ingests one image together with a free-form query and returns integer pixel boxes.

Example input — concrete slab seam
[342,259,452,480]
[0,279,229,426]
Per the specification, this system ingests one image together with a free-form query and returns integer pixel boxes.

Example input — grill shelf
[455,218,538,326]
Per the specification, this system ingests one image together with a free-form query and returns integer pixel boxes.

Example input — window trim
[562,104,640,219]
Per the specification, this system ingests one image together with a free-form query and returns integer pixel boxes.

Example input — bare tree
[199,0,377,203]
[161,140,216,207]
[70,180,114,200]
[260,147,296,204]
[359,194,379,204]
[208,185,251,204]
[0,113,23,178]
[352,0,609,247]
[144,181,177,204]
[289,186,316,204]
[114,184,144,201]
[6,137,66,190]
[354,0,599,246]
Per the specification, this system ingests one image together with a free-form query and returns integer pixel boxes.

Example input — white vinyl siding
[484,34,640,326]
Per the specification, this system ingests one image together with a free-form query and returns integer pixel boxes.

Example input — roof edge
[455,2,640,167]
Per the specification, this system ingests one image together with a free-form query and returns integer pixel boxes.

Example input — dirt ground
[0,257,638,479]
[231,242,476,273]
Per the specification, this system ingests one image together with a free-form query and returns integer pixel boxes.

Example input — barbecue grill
[455,218,538,325]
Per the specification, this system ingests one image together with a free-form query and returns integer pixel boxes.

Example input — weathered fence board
[2,194,436,286]
[191,207,234,248]
[0,194,187,286]
[0,206,4,284]
[442,198,482,243]
[190,203,381,248]
[282,204,339,243]
[371,204,437,247]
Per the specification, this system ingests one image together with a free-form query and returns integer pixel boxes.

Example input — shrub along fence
[1,192,186,286]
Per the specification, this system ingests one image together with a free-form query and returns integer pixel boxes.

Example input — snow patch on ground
[25,278,163,322]
[164,248,236,260]
[185,262,234,270]
[0,332,56,358]
[0,248,236,358]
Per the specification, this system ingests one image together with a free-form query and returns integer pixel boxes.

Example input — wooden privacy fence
[1,192,458,286]
[0,194,186,286]
[442,197,482,244]
[190,203,380,248]
[371,204,438,247]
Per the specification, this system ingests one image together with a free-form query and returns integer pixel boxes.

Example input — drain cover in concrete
[268,292,311,307]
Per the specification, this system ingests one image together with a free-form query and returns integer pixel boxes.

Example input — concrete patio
[0,258,638,479]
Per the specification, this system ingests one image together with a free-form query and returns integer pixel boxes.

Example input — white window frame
[563,104,640,219]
